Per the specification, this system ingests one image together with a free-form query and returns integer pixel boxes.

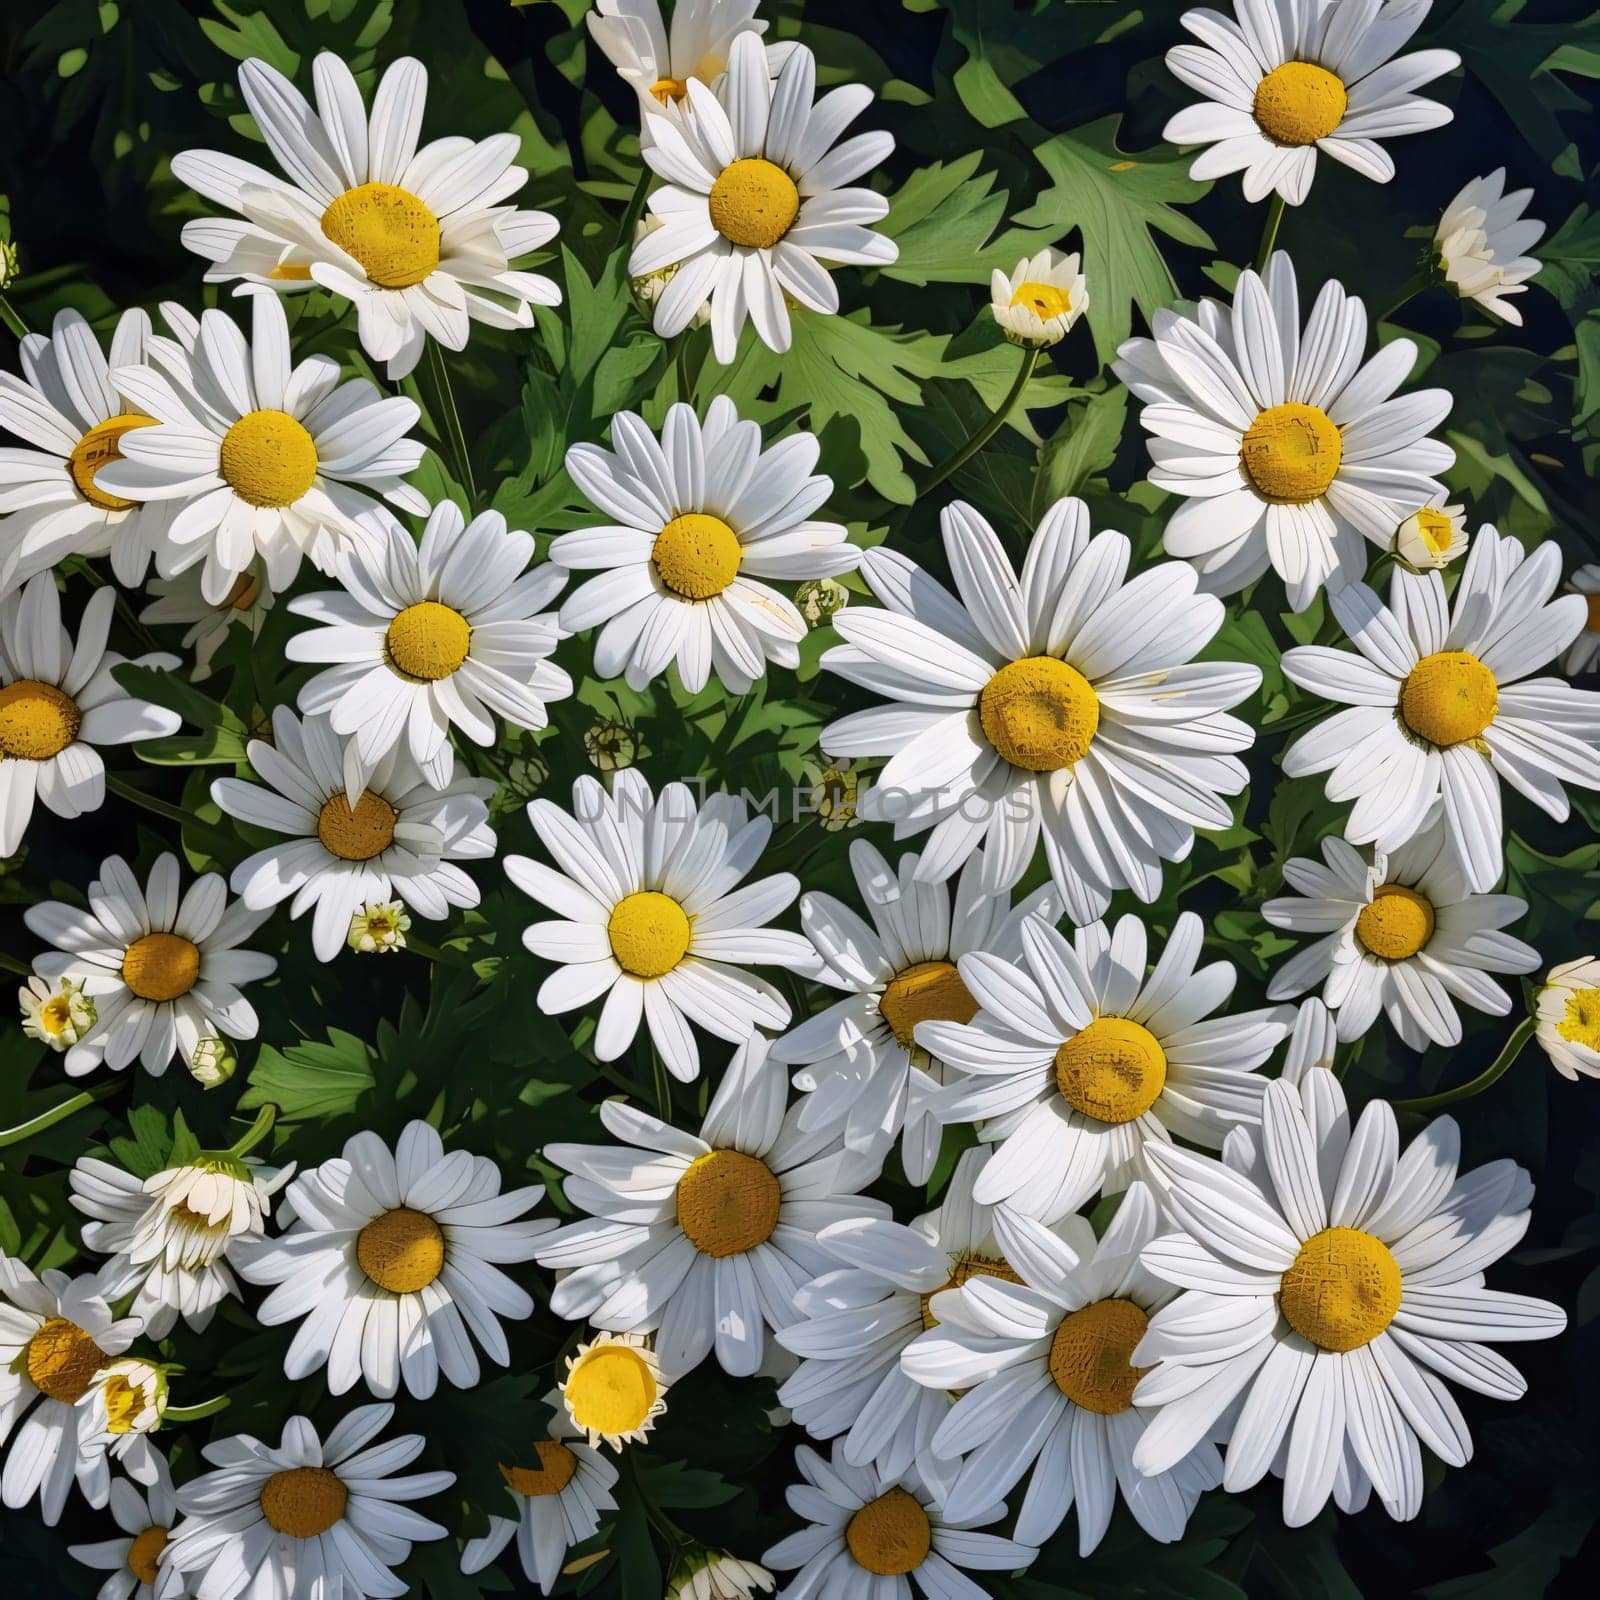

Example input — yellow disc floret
[708,159,800,250]
[846,1487,932,1577]
[1399,651,1498,747]
[650,76,689,104]
[675,1149,781,1258]
[564,1340,660,1439]
[219,409,319,508]
[128,1526,168,1585]
[878,960,980,1050]
[652,512,742,601]
[259,1466,349,1538]
[121,932,202,1002]
[1586,594,1600,633]
[1355,883,1436,961]
[1413,508,1456,559]
[1047,1297,1151,1415]
[25,1316,105,1403]
[1054,1017,1168,1124]
[1010,282,1072,320]
[321,182,441,289]
[979,656,1100,772]
[357,1207,446,1293]
[500,1441,579,1497]
[317,791,399,861]
[69,413,156,512]
[1279,1226,1402,1352]
[919,1255,1023,1331]
[1253,61,1348,145]
[1558,986,1600,1050]
[1241,403,1343,503]
[607,891,692,978]
[0,679,82,760]
[385,600,472,681]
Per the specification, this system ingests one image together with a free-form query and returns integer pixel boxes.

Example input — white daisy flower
[234,1120,551,1399]
[1113,251,1455,609]
[902,1183,1221,1554]
[211,705,497,962]
[0,1262,142,1523]
[1134,1070,1566,1526]
[288,502,569,789]
[66,1459,179,1600]
[0,575,181,858]
[506,769,814,1083]
[159,1402,454,1598]
[1395,496,1468,572]
[1561,564,1600,676]
[1281,995,1340,1084]
[1281,524,1600,893]
[171,52,561,379]
[1163,0,1459,205]
[0,306,193,591]
[553,398,856,696]
[777,1149,1020,1495]
[761,1442,1036,1599]
[1535,957,1600,1081]
[668,1548,776,1600]
[460,1391,620,1594]
[75,1357,170,1497]
[139,562,274,684]
[97,290,427,605]
[70,1153,292,1338]
[19,974,96,1051]
[558,1332,671,1449]
[589,0,777,111]
[924,911,1293,1224]
[24,852,277,1078]
[771,842,1060,1183]
[820,496,1261,924]
[1264,825,1538,1048]
[1437,168,1544,325]
[989,248,1089,348]
[537,1037,888,1378]
[628,35,898,363]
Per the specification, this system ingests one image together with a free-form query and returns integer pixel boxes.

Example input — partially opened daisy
[1562,564,1600,675]
[902,1184,1221,1554]
[507,770,813,1082]
[537,1037,888,1378]
[1535,957,1600,1081]
[761,1442,1036,1600]
[0,575,181,859]
[25,852,276,1078]
[772,842,1060,1183]
[1163,0,1459,205]
[139,561,274,683]
[553,399,857,695]
[1437,168,1544,325]
[589,0,777,111]
[629,35,898,361]
[212,706,497,962]
[1281,525,1600,893]
[822,494,1260,924]
[234,1120,550,1399]
[559,1332,671,1449]
[1264,825,1538,1048]
[159,1402,453,1598]
[460,1391,620,1594]
[98,290,426,604]
[1134,1071,1566,1525]
[990,248,1089,348]
[172,52,561,379]
[66,1459,178,1600]
[923,911,1292,1223]
[289,503,570,789]
[1113,252,1454,608]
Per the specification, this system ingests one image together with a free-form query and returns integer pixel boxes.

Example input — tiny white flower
[1395,497,1468,571]
[1562,564,1600,676]
[348,898,410,953]
[1437,168,1545,324]
[139,562,274,683]
[990,248,1088,347]
[19,975,96,1051]
[1536,957,1600,1081]
[559,1333,671,1451]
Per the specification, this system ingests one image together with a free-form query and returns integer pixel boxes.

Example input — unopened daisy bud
[0,236,18,292]
[668,1548,776,1600]
[796,577,848,627]
[348,899,410,954]
[1395,500,1468,571]
[188,1036,237,1089]
[584,719,639,772]
[1436,169,1544,325]
[632,219,712,328]
[990,248,1088,347]
[1536,957,1600,1081]
[81,1357,169,1437]
[19,975,95,1051]
[560,1333,669,1450]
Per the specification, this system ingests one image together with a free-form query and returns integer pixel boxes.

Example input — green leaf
[880,153,1055,286]
[108,1103,173,1180]
[239,1029,375,1123]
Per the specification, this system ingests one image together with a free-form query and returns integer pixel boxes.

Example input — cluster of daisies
[0,1,1594,1596]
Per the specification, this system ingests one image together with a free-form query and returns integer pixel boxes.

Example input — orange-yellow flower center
[1253,61,1348,145]
[1355,883,1435,961]
[1399,650,1498,747]
[1241,402,1343,502]
[219,409,318,508]
[321,182,441,289]
[652,512,742,600]
[1047,1297,1151,1414]
[708,159,800,250]
[607,890,692,978]
[0,679,82,760]
[1054,1017,1167,1124]
[1009,281,1072,320]
[128,1525,168,1584]
[69,413,157,511]
[385,600,472,681]
[1558,985,1600,1050]
[317,790,398,861]
[919,1254,1023,1331]
[675,1149,781,1258]
[564,1341,660,1439]
[846,1487,931,1577]
[24,1316,105,1403]
[500,1440,579,1497]
[979,656,1100,771]
[878,959,979,1050]
[259,1466,349,1538]
[121,931,201,1002]
[357,1207,446,1293]
[1279,1226,1402,1352]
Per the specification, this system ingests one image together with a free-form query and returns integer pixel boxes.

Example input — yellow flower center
[316,790,398,861]
[1413,508,1456,558]
[219,409,319,508]
[321,181,441,289]
[259,1466,349,1539]
[0,679,82,760]
[1279,1226,1402,1351]
[652,512,742,601]
[878,960,980,1050]
[1009,281,1072,320]
[1355,883,1435,961]
[120,931,201,1002]
[1252,61,1348,145]
[675,1148,781,1258]
[1399,650,1499,747]
[979,656,1100,772]
[1586,594,1600,633]
[607,890,692,978]
[1054,1016,1167,1124]
[385,600,472,681]
[69,412,157,512]
[269,262,313,281]
[39,996,76,1036]
[846,1487,931,1578]
[565,1343,659,1438]
[1240,403,1343,503]
[500,1440,579,1497]
[650,76,689,104]
[708,158,800,250]
[1558,985,1600,1049]
[102,1373,149,1434]
[24,1316,105,1403]
[919,1255,1023,1331]
[222,572,263,610]
[1047,1297,1151,1415]
[357,1206,446,1293]
[128,1525,168,1585]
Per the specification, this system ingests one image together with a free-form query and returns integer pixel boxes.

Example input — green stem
[1393,1016,1537,1115]
[922,344,1041,496]
[0,1082,119,1147]
[227,1102,276,1158]
[1254,194,1285,274]
[616,164,652,250]
[404,934,471,970]
[650,1046,671,1122]
[423,340,477,510]
[1379,269,1434,326]
[0,951,32,977]
[64,556,161,653]
[0,292,28,340]
[105,774,194,829]
[166,1394,231,1423]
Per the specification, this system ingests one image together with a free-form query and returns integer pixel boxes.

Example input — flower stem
[0,292,28,340]
[105,774,194,828]
[226,1102,276,1158]
[921,344,1041,496]
[616,164,652,250]
[166,1394,231,1423]
[423,340,477,511]
[1393,1015,1537,1115]
[0,1081,120,1147]
[1254,194,1285,274]
[1379,269,1435,325]
[0,951,31,977]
